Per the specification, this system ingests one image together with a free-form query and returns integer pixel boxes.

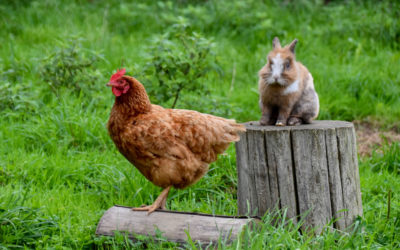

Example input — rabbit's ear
[273,37,281,49]
[288,39,298,53]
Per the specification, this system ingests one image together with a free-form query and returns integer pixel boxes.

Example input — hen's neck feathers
[114,76,152,115]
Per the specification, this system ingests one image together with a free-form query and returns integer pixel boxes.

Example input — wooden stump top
[245,120,354,131]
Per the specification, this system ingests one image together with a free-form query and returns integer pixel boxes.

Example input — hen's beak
[106,82,116,87]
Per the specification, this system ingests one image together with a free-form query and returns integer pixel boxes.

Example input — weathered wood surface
[235,120,363,233]
[96,206,258,244]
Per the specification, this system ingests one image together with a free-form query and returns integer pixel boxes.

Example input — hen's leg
[132,186,171,215]
[160,195,167,210]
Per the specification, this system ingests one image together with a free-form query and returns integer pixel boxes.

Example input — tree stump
[235,120,363,233]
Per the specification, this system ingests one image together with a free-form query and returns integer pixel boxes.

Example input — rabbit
[258,37,319,126]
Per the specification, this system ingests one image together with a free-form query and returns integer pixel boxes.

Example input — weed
[0,197,60,248]
[40,38,102,95]
[141,19,221,109]
[368,142,400,175]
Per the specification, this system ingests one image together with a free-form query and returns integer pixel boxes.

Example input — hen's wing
[120,107,213,188]
[164,106,245,163]
[123,105,244,162]
[121,112,190,162]
[118,105,244,188]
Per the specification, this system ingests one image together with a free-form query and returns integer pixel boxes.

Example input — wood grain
[265,129,297,222]
[96,206,258,244]
[247,129,270,216]
[236,120,362,233]
[325,128,346,230]
[291,128,332,233]
[336,126,361,228]
[235,132,252,214]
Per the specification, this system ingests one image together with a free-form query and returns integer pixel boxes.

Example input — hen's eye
[285,62,291,70]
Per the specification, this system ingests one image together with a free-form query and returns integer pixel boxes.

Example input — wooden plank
[309,129,333,232]
[245,131,260,216]
[248,130,271,217]
[96,206,258,244]
[265,129,297,222]
[337,127,362,227]
[291,129,332,233]
[350,126,363,217]
[235,132,252,215]
[264,131,280,215]
[325,128,346,230]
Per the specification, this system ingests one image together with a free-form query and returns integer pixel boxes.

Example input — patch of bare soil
[353,120,400,157]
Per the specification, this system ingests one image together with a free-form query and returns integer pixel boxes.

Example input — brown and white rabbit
[258,37,319,126]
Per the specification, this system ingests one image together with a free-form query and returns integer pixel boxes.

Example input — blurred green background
[0,0,399,248]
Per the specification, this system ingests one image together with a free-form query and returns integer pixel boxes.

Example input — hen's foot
[131,186,171,215]
[132,204,163,214]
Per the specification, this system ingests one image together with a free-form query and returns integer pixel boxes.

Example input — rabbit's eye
[285,62,291,70]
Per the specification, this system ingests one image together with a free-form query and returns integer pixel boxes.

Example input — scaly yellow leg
[132,186,171,215]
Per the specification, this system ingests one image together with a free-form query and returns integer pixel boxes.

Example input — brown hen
[106,69,245,214]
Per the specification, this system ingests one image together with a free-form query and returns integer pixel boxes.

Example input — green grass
[1,0,399,248]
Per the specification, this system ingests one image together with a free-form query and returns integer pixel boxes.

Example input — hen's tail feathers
[210,119,245,156]
[224,119,246,142]
[196,118,246,163]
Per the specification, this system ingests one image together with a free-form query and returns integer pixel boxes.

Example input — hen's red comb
[110,68,126,82]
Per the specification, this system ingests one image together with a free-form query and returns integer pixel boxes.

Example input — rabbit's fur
[258,37,319,126]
